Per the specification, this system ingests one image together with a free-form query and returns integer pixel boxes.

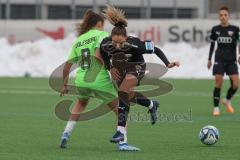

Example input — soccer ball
[199,125,219,145]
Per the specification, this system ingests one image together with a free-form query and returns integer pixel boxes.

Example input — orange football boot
[221,99,234,113]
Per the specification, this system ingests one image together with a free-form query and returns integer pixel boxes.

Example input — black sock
[213,87,221,107]
[117,91,129,127]
[226,87,238,100]
[130,92,151,108]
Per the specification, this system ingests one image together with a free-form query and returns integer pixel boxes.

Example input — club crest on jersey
[228,31,233,36]
[216,31,220,35]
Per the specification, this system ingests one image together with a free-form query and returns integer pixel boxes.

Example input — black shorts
[116,63,146,86]
[213,61,238,76]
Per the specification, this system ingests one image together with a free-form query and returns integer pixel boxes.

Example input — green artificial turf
[0,78,240,160]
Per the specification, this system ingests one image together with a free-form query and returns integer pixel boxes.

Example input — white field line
[0,89,57,95]
[0,88,239,97]
[0,85,50,90]
[173,91,240,97]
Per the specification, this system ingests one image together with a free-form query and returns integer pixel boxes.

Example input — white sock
[117,126,126,134]
[214,107,220,112]
[224,98,231,104]
[63,120,77,135]
[149,100,154,109]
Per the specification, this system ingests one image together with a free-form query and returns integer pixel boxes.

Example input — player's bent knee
[125,74,137,80]
[215,83,222,88]
[215,79,223,87]
[128,91,135,100]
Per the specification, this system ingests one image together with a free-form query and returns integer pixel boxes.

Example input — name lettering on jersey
[228,31,233,36]
[76,36,97,48]
[217,37,232,44]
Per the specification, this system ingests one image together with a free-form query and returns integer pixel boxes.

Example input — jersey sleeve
[100,38,111,70]
[95,31,109,48]
[210,27,217,42]
[67,43,78,64]
[237,27,240,41]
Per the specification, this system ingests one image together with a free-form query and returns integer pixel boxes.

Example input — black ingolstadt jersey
[100,36,170,70]
[210,25,240,62]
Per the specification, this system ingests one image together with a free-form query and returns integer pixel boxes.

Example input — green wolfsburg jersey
[68,29,113,90]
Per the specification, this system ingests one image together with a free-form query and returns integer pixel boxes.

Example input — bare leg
[69,99,89,120]
[62,99,88,134]
[60,99,89,148]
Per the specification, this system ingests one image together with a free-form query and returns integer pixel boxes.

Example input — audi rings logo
[217,37,232,44]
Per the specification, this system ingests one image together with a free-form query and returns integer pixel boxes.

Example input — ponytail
[102,5,128,37]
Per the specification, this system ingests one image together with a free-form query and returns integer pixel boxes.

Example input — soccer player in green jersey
[59,10,119,149]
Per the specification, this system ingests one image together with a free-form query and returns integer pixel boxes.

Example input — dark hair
[219,6,229,13]
[76,10,104,36]
[111,26,127,37]
[103,5,128,37]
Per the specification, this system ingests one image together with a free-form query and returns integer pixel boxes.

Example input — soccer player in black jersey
[208,7,240,116]
[100,5,179,149]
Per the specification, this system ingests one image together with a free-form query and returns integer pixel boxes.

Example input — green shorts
[75,69,118,103]
[77,86,117,104]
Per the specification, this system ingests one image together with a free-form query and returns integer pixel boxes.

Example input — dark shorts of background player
[116,63,146,87]
[213,61,239,76]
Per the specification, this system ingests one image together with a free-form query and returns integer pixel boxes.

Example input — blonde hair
[102,5,128,36]
[102,4,127,27]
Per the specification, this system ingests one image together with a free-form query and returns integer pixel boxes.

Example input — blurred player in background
[59,10,119,148]
[101,5,179,150]
[208,6,240,116]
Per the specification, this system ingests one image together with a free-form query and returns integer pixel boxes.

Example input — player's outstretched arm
[154,47,170,66]
[140,40,179,68]
[154,46,180,68]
